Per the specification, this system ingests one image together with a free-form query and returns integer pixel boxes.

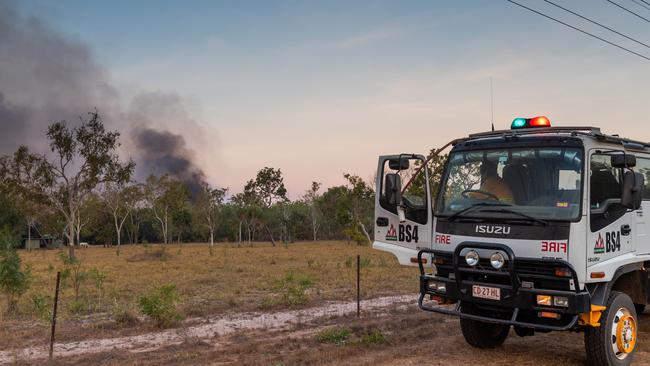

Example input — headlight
[427,281,446,293]
[490,252,505,269]
[553,296,569,307]
[465,250,479,266]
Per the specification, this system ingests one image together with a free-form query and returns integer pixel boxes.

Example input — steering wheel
[461,189,500,201]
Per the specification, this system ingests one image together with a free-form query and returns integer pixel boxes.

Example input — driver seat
[503,163,530,205]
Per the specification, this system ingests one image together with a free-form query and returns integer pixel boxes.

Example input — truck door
[634,157,650,254]
[373,155,432,266]
[587,153,635,265]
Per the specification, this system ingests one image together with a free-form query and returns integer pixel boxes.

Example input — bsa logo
[385,225,397,241]
[594,233,605,254]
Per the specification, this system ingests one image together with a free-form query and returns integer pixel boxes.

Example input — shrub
[263,272,314,307]
[361,329,386,345]
[0,231,31,314]
[278,272,312,306]
[138,283,181,328]
[87,267,106,298]
[31,294,50,321]
[59,252,87,301]
[68,299,88,314]
[316,327,351,345]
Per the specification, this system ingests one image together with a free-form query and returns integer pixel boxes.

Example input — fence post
[357,254,360,318]
[49,271,61,359]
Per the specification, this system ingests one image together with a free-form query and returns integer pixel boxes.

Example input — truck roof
[459,126,650,153]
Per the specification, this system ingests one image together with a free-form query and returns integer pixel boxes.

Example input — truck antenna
[490,76,494,131]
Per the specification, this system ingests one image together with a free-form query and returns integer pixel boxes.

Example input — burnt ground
[17,302,650,366]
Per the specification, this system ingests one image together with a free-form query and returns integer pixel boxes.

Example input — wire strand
[606,0,650,23]
[630,0,650,10]
[632,0,650,9]
[506,0,650,61]
[543,0,650,49]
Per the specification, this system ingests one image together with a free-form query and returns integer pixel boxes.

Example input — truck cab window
[380,158,428,224]
[590,154,625,232]
[436,147,582,221]
[635,157,650,200]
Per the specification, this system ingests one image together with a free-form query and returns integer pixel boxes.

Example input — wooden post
[49,271,61,359]
[357,255,360,318]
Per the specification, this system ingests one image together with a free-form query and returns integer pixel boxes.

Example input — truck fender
[586,262,646,306]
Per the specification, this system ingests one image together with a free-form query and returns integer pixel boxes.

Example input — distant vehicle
[374,117,648,366]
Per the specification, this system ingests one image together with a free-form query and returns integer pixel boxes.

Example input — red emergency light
[511,116,551,129]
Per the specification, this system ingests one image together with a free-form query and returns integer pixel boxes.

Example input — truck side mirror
[621,171,644,210]
[388,158,409,170]
[384,173,402,206]
[612,154,636,168]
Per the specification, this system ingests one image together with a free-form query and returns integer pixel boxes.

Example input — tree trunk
[238,220,242,247]
[114,214,121,255]
[209,230,214,255]
[67,223,76,260]
[27,222,31,251]
[358,221,372,245]
[265,225,276,247]
[164,213,168,244]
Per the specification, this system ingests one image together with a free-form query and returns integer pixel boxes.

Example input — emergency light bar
[511,116,551,129]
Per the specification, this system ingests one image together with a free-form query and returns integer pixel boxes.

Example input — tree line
[0,112,376,259]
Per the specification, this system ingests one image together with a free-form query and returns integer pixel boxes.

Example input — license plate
[472,285,500,300]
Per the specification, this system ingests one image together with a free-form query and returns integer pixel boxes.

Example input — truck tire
[460,317,509,348]
[585,291,638,366]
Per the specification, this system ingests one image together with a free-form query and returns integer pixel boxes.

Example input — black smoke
[133,127,206,196]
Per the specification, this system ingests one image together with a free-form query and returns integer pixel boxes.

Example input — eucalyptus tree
[196,183,227,253]
[302,181,322,241]
[343,173,375,245]
[0,112,134,259]
[101,182,142,255]
[144,175,189,245]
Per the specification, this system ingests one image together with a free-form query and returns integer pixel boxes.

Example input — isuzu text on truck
[374,117,649,366]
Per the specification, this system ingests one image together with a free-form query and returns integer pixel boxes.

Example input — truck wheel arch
[587,263,647,307]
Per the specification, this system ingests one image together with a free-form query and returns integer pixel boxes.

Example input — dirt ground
[11,300,650,366]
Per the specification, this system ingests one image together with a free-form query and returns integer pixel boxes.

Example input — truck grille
[432,251,572,291]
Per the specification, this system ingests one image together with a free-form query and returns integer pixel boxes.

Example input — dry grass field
[4,241,650,365]
[0,241,418,350]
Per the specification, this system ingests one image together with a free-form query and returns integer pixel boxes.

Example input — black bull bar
[417,243,591,331]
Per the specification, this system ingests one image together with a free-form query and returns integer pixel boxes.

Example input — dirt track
[5,295,650,365]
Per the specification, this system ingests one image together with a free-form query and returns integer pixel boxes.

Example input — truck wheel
[585,291,638,366]
[460,317,509,348]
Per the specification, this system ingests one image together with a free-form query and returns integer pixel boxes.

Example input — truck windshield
[436,147,583,221]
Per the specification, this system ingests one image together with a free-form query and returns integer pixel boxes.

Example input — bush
[59,252,87,302]
[0,230,31,314]
[278,272,312,306]
[138,283,181,328]
[316,327,351,345]
[31,294,51,321]
[361,329,386,345]
[263,272,314,307]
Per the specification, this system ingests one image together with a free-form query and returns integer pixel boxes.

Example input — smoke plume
[133,127,206,195]
[0,0,216,187]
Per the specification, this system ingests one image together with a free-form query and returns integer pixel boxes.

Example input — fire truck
[374,117,648,366]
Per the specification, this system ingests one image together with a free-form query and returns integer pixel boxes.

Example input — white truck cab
[374,118,648,366]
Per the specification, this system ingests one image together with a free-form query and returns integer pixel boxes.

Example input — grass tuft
[315,327,351,345]
[361,329,386,345]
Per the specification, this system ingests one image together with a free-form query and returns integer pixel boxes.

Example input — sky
[7,0,650,198]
